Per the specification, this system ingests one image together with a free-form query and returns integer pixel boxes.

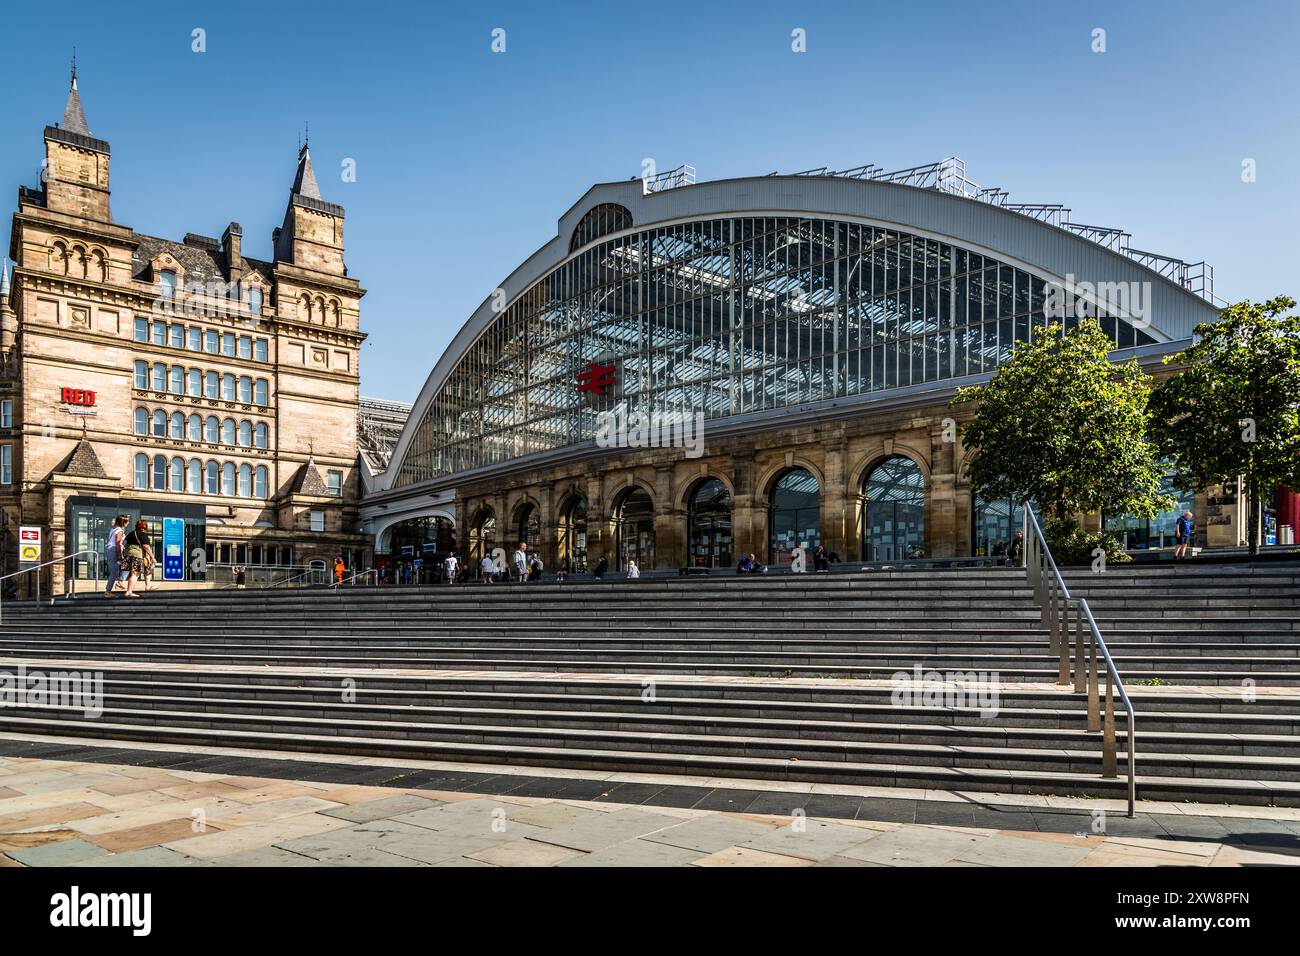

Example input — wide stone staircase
[0,562,1297,806]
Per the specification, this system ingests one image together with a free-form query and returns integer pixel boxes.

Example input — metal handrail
[332,569,377,589]
[267,567,323,589]
[0,550,100,624]
[1022,507,1137,816]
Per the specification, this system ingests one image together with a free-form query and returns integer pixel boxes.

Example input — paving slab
[558,838,706,867]
[466,839,586,867]
[741,819,886,863]
[528,808,683,853]
[952,834,1092,867]
[838,827,989,866]
[7,838,113,867]
[692,846,817,867]
[320,794,447,823]
[642,815,779,854]
[79,846,205,867]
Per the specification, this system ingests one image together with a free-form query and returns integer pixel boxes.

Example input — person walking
[103,514,128,597]
[1008,531,1024,565]
[556,555,569,583]
[479,554,496,583]
[234,565,247,589]
[626,558,640,579]
[122,519,155,598]
[1174,511,1195,559]
[512,542,528,583]
[333,555,345,586]
[443,551,459,585]
[593,555,608,580]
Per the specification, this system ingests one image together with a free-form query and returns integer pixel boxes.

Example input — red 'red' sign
[61,387,96,406]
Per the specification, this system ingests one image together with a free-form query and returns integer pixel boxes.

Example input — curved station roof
[372,158,1223,499]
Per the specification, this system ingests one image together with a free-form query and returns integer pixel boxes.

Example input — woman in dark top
[122,519,154,598]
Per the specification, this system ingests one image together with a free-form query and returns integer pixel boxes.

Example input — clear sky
[1,0,1296,403]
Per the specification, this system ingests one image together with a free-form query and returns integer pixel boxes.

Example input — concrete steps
[1,560,1299,805]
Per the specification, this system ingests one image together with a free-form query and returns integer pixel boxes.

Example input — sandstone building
[1,71,370,590]
[362,160,1293,574]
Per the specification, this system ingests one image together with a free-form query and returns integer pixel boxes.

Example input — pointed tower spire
[0,261,10,300]
[291,139,321,200]
[60,50,90,136]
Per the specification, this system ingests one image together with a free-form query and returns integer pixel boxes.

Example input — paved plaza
[1,734,1298,868]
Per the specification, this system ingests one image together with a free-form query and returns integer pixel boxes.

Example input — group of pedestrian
[102,514,155,598]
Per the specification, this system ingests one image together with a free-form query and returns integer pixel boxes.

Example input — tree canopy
[954,319,1173,522]
[1149,296,1300,552]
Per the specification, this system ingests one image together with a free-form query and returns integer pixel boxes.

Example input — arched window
[861,456,926,561]
[169,366,184,394]
[238,463,252,497]
[152,454,167,490]
[238,420,252,446]
[205,460,219,494]
[254,423,268,448]
[221,374,236,401]
[221,462,236,496]
[221,418,236,445]
[469,508,497,567]
[248,287,263,316]
[515,503,541,551]
[187,458,202,493]
[769,468,820,564]
[238,376,252,403]
[169,411,184,440]
[972,496,1028,558]
[204,416,219,443]
[570,203,633,252]
[134,407,148,435]
[133,453,148,489]
[169,456,184,492]
[254,379,268,406]
[151,362,166,391]
[204,371,218,399]
[158,269,177,299]
[613,488,655,570]
[187,368,201,396]
[188,414,202,441]
[151,410,166,437]
[688,478,733,568]
[254,465,268,499]
[557,497,588,572]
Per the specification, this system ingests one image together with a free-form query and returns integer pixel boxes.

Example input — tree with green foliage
[1149,297,1300,555]
[953,319,1173,530]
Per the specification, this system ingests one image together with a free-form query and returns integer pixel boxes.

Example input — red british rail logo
[576,362,616,395]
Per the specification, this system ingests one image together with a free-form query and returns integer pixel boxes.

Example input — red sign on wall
[61,387,96,407]
[576,362,616,396]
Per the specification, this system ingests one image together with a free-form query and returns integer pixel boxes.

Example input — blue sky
[1,0,1295,402]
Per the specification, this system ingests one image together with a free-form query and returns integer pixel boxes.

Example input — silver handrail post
[1073,598,1086,694]
[1102,667,1117,778]
[1057,597,1071,685]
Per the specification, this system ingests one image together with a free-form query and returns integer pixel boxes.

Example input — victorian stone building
[363,163,1279,573]
[0,70,370,590]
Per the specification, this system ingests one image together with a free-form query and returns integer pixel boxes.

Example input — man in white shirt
[480,554,496,583]
[443,551,459,585]
[512,543,528,583]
